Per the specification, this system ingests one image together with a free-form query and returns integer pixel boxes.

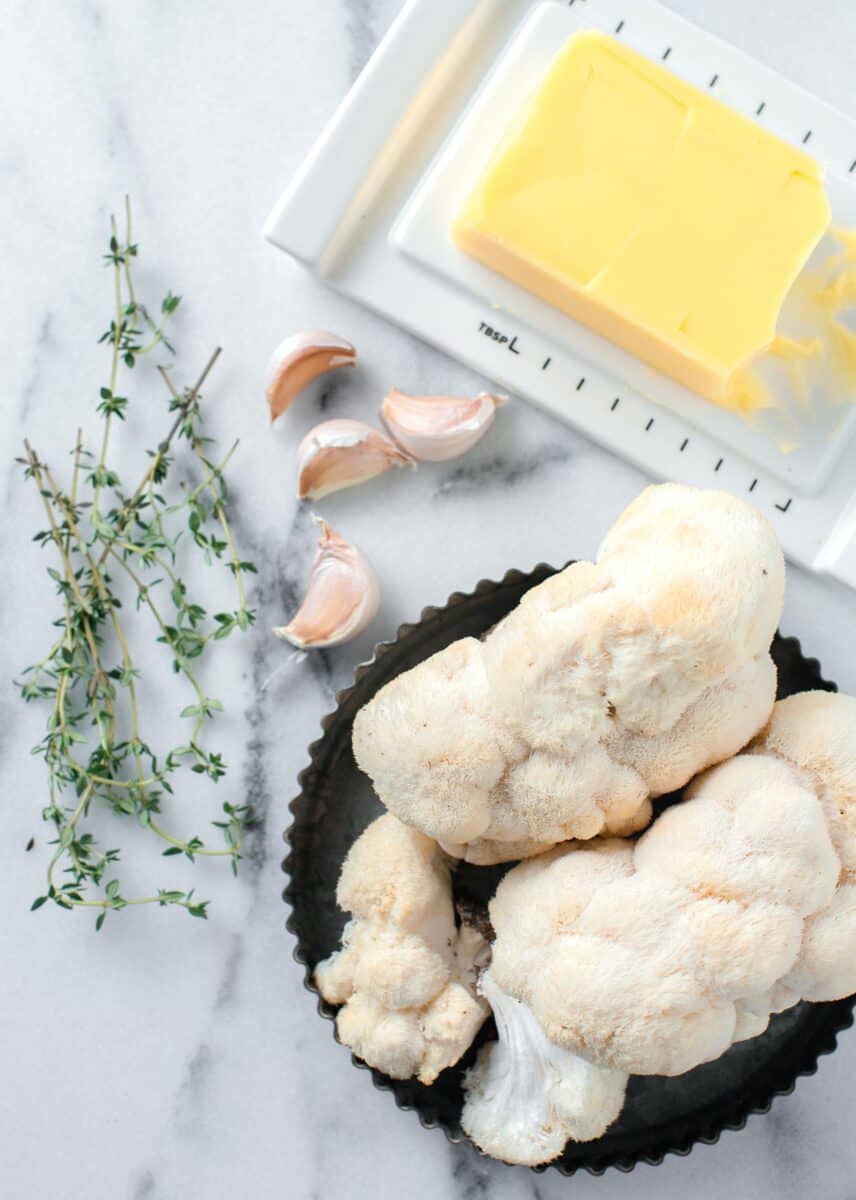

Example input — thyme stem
[18,201,256,927]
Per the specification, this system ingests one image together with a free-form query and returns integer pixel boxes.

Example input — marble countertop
[2,2,855,1197]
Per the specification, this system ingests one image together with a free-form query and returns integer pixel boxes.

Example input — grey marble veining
[1,2,855,1199]
[344,0,383,81]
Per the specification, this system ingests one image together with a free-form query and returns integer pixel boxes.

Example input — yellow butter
[453,32,831,404]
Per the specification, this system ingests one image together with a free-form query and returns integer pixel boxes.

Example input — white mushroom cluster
[312,483,856,1171]
[462,692,856,1163]
[353,484,784,863]
[315,813,489,1085]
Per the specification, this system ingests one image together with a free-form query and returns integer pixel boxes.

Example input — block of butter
[453,32,831,405]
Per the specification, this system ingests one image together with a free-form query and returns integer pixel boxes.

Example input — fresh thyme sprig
[17,197,257,928]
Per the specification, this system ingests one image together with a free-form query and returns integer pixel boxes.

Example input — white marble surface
[2,2,855,1197]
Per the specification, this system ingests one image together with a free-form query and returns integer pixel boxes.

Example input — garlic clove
[266,331,357,423]
[297,419,413,501]
[273,518,379,650]
[381,388,507,462]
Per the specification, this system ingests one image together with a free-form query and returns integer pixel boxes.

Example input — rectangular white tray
[266,0,856,589]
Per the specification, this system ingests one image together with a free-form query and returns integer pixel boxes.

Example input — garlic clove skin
[273,518,380,650]
[297,419,414,501]
[381,388,507,462]
[266,331,357,423]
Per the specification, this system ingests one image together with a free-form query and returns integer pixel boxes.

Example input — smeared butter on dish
[720,227,856,452]
[453,31,831,408]
[815,230,856,384]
